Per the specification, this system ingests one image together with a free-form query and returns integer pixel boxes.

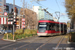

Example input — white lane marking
[0,43,18,49]
[36,37,56,50]
[55,36,64,50]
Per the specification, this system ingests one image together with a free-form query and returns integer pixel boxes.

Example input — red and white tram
[37,19,67,36]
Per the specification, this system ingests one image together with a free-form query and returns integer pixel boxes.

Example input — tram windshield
[38,23,47,32]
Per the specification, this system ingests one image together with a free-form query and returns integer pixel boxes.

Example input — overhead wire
[35,1,56,11]
[32,0,63,19]
[55,0,62,12]
[55,0,63,19]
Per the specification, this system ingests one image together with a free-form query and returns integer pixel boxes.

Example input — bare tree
[20,8,38,29]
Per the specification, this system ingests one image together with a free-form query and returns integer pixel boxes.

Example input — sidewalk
[67,29,75,44]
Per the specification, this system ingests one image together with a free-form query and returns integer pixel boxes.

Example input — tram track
[0,35,65,50]
[13,36,58,50]
[36,36,64,50]
[0,36,50,50]
[54,35,74,50]
[55,36,64,50]
[36,36,56,50]
[15,36,56,50]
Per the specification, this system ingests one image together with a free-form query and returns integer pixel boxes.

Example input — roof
[39,20,66,25]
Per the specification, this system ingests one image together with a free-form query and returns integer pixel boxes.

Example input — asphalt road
[0,34,75,50]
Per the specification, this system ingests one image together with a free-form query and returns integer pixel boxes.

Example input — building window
[0,3,2,6]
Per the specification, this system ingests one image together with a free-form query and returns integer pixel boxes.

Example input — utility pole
[28,4,29,9]
[23,0,25,16]
[26,2,27,8]
[23,0,25,32]
[13,0,15,40]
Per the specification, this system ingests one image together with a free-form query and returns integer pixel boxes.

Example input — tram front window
[38,25,47,32]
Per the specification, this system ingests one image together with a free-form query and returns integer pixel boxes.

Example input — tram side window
[55,24,58,31]
[51,23,55,30]
[48,23,55,30]
[56,24,59,31]
[61,24,63,31]
[47,23,51,30]
[64,25,67,30]
[49,25,51,30]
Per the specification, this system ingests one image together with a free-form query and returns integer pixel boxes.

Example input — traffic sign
[22,25,25,28]
[4,12,7,16]
[22,18,25,21]
[22,22,25,25]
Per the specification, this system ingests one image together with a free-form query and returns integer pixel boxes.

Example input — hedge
[3,29,37,40]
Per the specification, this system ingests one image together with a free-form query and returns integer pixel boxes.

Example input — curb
[2,39,16,42]
[16,35,37,41]
[2,35,37,42]
[16,38,26,41]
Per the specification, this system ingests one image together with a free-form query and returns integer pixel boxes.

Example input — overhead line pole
[59,12,61,34]
[55,12,61,34]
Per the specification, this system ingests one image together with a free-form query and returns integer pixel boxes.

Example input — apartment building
[32,6,53,20]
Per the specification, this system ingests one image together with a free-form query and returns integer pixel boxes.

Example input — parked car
[4,30,12,34]
[0,30,5,34]
[0,30,12,34]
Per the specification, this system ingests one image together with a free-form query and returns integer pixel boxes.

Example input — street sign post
[22,22,25,25]
[22,25,25,28]
[22,18,25,33]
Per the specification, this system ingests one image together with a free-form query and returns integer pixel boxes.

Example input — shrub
[8,33,13,40]
[3,34,7,39]
[3,29,37,40]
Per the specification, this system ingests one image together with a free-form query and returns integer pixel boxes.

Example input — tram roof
[39,20,66,25]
